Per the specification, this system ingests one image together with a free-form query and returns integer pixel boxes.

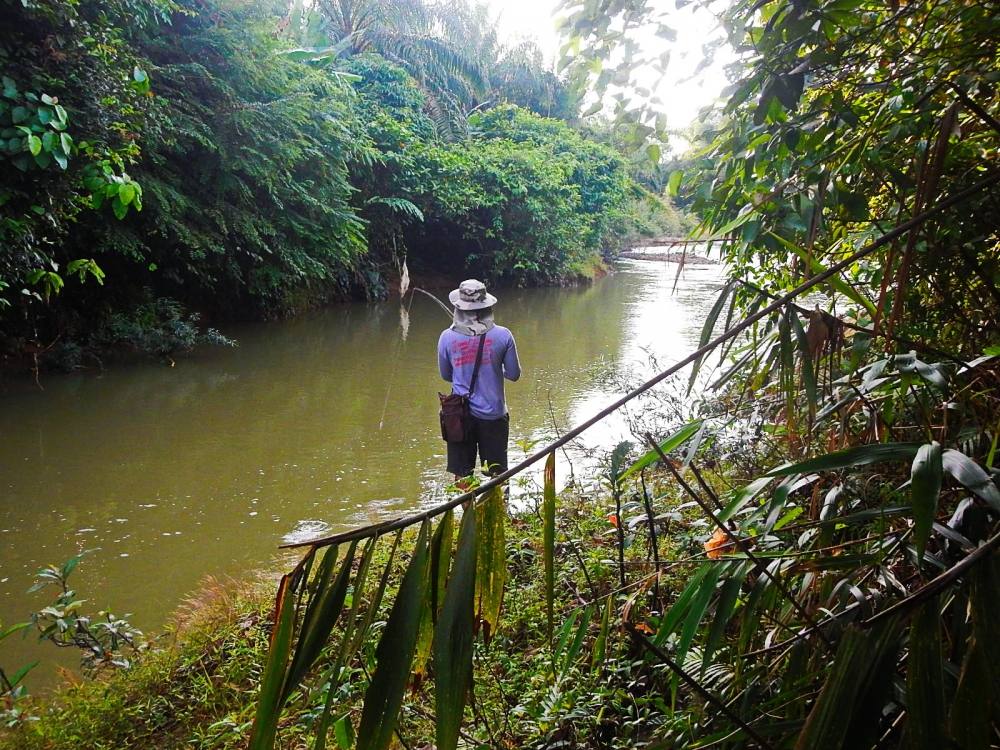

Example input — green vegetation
[1,486,706,749]
[0,0,655,371]
[3,0,999,748]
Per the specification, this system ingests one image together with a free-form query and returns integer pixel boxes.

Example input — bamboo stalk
[282,171,1000,551]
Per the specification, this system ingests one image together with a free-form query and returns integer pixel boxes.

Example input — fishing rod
[285,169,1000,549]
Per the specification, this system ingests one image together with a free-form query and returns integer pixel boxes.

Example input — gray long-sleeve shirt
[438,325,521,420]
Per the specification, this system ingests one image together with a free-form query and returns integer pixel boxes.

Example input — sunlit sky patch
[483,0,735,135]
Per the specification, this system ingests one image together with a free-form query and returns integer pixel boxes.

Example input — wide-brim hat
[449,279,498,310]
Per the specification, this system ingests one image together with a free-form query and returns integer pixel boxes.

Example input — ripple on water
[282,519,333,545]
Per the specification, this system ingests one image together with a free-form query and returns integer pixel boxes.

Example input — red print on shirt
[453,337,494,367]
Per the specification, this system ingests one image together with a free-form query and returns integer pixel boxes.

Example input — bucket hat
[448,279,498,311]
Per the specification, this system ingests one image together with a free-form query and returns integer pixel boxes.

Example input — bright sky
[483,0,735,138]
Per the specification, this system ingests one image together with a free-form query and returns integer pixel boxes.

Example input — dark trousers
[446,414,510,477]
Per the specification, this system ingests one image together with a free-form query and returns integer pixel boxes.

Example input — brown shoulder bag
[439,334,486,442]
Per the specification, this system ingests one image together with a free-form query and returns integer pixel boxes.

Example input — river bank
[0,473,711,749]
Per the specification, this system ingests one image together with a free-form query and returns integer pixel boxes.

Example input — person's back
[437,324,520,420]
[437,280,521,483]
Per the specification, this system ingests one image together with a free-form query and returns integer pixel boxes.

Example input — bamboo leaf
[249,571,302,750]
[765,442,923,477]
[942,449,1000,512]
[621,420,704,481]
[435,506,478,750]
[702,562,748,674]
[475,486,507,644]
[591,594,613,671]
[653,562,711,646]
[349,532,401,657]
[767,230,877,317]
[904,598,945,750]
[317,538,380,750]
[560,604,594,678]
[949,638,990,749]
[718,475,772,523]
[681,420,709,469]
[788,307,817,413]
[910,442,943,560]
[415,511,454,677]
[356,522,430,750]
[687,281,734,394]
[430,511,454,619]
[283,542,357,701]
[794,616,903,750]
[543,452,556,644]
[672,563,722,689]
[553,607,580,668]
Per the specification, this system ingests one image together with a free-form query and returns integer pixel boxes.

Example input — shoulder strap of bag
[468,334,487,398]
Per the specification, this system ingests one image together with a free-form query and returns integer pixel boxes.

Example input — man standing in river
[438,279,521,487]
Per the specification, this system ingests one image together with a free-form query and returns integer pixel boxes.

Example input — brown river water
[0,258,723,687]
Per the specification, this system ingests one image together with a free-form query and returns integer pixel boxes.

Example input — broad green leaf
[667,170,683,197]
[435,506,477,750]
[942,449,1000,512]
[333,714,354,750]
[27,134,41,156]
[356,522,429,750]
[910,442,942,560]
[283,542,356,701]
[904,598,945,750]
[119,183,136,206]
[621,420,704,480]
[543,452,556,644]
[249,572,301,750]
[765,443,923,477]
[475,486,506,643]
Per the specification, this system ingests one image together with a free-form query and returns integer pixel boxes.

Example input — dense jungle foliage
[226,1,999,749]
[0,0,672,371]
[3,0,999,749]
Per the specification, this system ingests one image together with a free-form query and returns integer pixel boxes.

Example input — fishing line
[377,261,453,430]
[411,286,454,317]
